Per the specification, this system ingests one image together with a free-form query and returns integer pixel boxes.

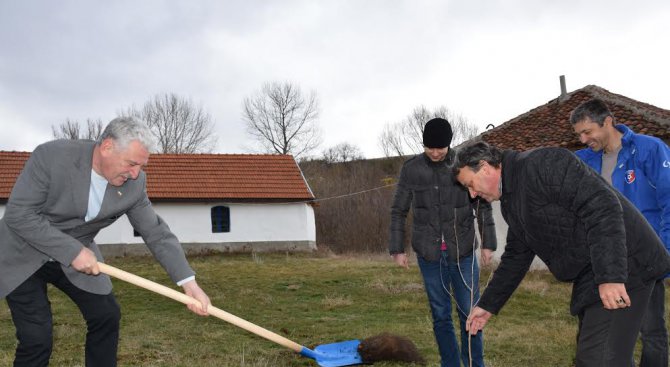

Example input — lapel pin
[117,191,123,197]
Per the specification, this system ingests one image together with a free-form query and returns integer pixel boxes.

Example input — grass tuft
[321,294,354,309]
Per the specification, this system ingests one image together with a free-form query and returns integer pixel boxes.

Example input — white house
[0,152,316,257]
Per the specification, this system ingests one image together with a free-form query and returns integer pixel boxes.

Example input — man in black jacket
[389,118,497,367]
[453,141,670,366]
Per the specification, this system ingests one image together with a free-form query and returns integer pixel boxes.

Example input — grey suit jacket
[0,139,195,299]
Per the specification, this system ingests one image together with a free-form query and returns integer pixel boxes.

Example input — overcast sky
[1,1,668,158]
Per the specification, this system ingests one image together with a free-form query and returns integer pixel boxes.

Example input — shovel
[98,263,363,367]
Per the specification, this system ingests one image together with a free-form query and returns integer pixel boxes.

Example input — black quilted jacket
[478,148,670,315]
[389,149,497,262]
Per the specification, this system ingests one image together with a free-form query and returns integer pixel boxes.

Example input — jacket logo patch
[625,170,636,184]
[663,160,670,168]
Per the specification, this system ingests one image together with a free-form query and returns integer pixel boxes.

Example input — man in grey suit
[0,117,211,367]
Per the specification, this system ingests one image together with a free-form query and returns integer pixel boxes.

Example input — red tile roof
[0,152,314,202]
[145,154,314,201]
[0,152,31,200]
[480,85,670,151]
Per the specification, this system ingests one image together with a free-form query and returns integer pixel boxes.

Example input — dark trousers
[638,279,668,367]
[576,281,655,367]
[5,262,121,367]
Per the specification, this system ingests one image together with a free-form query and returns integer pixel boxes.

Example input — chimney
[559,75,567,98]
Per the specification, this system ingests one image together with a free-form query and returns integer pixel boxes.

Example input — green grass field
[0,252,664,366]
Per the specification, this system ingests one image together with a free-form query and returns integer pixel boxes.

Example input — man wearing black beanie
[422,117,454,150]
[389,117,497,367]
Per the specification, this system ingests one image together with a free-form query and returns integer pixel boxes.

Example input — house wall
[95,202,316,256]
[0,202,317,257]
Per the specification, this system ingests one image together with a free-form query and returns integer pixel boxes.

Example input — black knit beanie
[422,118,453,148]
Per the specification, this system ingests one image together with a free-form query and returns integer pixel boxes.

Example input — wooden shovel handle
[98,262,304,353]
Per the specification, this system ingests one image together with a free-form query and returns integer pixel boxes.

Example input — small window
[211,206,230,233]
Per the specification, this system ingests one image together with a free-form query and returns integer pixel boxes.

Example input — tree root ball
[358,333,425,365]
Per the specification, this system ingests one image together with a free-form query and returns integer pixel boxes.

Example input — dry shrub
[300,157,407,254]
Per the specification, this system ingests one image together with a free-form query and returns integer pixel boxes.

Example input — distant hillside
[299,156,409,253]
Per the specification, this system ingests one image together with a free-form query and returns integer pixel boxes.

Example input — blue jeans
[418,252,484,367]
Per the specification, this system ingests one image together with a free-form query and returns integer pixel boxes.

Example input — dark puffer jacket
[389,149,497,262]
[478,148,670,316]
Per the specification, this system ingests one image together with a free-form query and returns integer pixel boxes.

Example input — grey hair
[98,117,155,151]
[453,141,503,176]
[569,98,614,127]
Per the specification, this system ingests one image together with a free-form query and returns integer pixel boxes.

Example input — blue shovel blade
[300,339,363,367]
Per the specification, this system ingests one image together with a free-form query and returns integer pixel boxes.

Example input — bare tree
[378,105,479,157]
[52,118,104,140]
[85,119,104,140]
[322,142,365,163]
[378,123,406,157]
[122,93,218,153]
[449,111,479,146]
[243,81,322,158]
